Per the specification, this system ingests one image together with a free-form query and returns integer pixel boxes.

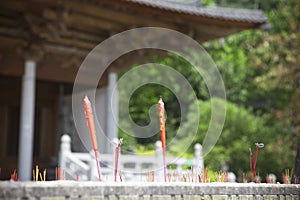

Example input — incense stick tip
[84,95,90,102]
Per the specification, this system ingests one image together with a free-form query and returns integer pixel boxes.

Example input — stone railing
[0,182,299,199]
[59,135,204,181]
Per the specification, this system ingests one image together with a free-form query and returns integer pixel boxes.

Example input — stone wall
[0,182,299,199]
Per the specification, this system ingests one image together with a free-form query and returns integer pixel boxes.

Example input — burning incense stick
[249,143,264,182]
[114,138,123,182]
[119,170,123,182]
[249,148,254,182]
[55,167,59,180]
[43,169,46,181]
[11,169,18,181]
[243,173,248,183]
[35,165,39,182]
[158,96,167,182]
[253,143,264,171]
[84,96,103,181]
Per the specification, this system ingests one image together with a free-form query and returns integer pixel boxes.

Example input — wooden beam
[0,35,24,49]
[43,34,97,50]
[53,27,107,43]
[0,57,24,77]
[58,0,180,30]
[37,60,109,86]
[0,56,108,86]
[43,43,89,57]
[43,8,118,35]
[0,27,28,39]
[0,15,19,27]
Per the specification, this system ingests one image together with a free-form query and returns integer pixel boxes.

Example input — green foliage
[118,55,207,146]
[178,98,293,178]
[118,0,299,180]
[203,0,280,10]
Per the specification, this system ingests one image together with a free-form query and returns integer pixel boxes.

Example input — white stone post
[106,73,118,153]
[194,143,204,170]
[59,134,71,170]
[155,140,164,181]
[18,60,36,181]
[88,150,96,180]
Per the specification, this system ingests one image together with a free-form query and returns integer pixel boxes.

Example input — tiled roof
[127,0,268,23]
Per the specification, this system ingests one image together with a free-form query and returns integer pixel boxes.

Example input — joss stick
[191,166,194,182]
[205,167,210,183]
[152,171,154,182]
[55,167,58,180]
[32,170,35,181]
[253,143,264,181]
[114,138,123,182]
[44,169,46,181]
[35,165,39,182]
[158,96,167,182]
[167,170,172,182]
[119,170,123,182]
[249,148,254,182]
[84,96,103,181]
[198,174,202,183]
[39,173,43,181]
[62,169,65,180]
[11,169,18,181]
[56,167,62,180]
[253,146,258,172]
[243,173,248,183]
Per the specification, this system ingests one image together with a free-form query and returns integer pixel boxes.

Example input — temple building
[0,0,267,180]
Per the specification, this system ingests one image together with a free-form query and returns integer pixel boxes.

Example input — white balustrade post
[88,150,96,180]
[59,134,71,170]
[194,143,204,170]
[155,141,164,181]
[18,60,36,181]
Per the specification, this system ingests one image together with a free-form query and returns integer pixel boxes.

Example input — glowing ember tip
[255,143,264,148]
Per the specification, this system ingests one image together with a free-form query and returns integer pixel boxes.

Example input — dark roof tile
[127,0,267,23]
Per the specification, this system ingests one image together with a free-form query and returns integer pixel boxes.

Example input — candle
[158,96,167,182]
[84,96,103,181]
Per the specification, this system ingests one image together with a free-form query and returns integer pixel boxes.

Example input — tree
[249,0,300,175]
[177,98,293,180]
[203,0,300,179]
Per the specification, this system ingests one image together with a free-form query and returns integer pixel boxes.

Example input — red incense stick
[249,148,254,182]
[114,138,123,182]
[253,143,264,171]
[84,96,103,181]
[158,96,167,182]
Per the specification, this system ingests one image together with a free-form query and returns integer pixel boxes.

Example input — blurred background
[0,0,299,181]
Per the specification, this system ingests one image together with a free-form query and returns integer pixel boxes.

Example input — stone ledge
[0,182,299,199]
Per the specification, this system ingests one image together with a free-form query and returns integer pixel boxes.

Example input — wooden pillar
[106,72,118,153]
[18,60,36,181]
